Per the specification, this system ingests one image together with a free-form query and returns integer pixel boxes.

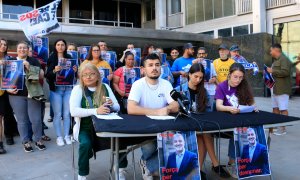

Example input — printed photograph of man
[33,37,48,63]
[239,128,270,178]
[165,133,199,179]
[126,69,139,85]
[80,47,88,60]
[3,61,23,90]
[59,60,75,85]
[99,68,109,85]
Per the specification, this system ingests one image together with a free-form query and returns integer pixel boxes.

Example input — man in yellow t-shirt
[213,44,235,84]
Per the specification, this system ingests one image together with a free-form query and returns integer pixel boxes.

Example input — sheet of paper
[146,115,175,120]
[95,113,123,120]
[238,105,255,113]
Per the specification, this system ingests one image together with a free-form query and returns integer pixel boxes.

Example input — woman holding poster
[46,39,75,146]
[7,41,46,152]
[215,63,256,178]
[80,44,112,81]
[175,63,230,178]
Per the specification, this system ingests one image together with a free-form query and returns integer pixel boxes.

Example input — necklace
[145,79,159,90]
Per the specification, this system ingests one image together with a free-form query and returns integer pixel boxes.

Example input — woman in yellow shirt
[80,44,113,81]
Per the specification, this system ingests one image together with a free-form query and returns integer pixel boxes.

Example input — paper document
[238,105,255,113]
[95,113,123,120]
[147,115,175,120]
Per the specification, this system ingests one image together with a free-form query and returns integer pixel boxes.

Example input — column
[252,0,266,33]
[62,0,69,23]
[155,0,167,29]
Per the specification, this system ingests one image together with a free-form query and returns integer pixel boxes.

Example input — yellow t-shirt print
[213,58,235,83]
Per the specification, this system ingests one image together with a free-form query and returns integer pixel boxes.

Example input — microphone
[170,89,190,116]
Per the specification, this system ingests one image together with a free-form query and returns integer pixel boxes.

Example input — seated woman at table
[215,63,255,178]
[175,63,230,178]
[70,63,120,180]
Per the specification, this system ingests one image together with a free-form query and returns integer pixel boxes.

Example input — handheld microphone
[170,89,190,116]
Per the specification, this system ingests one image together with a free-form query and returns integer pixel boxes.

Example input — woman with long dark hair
[175,63,230,178]
[46,39,75,146]
[215,63,255,178]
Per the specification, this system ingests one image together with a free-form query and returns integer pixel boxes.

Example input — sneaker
[64,135,72,145]
[47,118,53,122]
[0,142,7,154]
[56,137,65,146]
[226,164,238,179]
[212,165,230,178]
[139,159,153,180]
[35,141,46,151]
[23,142,34,153]
[77,175,87,180]
[119,168,127,180]
[6,136,14,145]
[273,127,287,136]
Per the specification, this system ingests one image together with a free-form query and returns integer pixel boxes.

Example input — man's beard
[149,75,159,80]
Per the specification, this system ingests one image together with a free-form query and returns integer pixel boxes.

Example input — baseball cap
[183,43,195,50]
[218,44,228,50]
[230,44,240,52]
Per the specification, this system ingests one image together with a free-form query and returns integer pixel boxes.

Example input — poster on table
[98,67,110,85]
[78,46,91,63]
[55,58,77,86]
[234,126,271,179]
[101,51,117,71]
[157,131,201,180]
[17,0,61,40]
[32,36,49,65]
[0,60,24,90]
[124,67,140,95]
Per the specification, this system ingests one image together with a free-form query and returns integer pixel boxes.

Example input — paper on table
[146,115,175,120]
[238,105,255,113]
[95,113,123,120]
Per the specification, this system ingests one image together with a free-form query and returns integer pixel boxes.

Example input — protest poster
[160,53,167,65]
[0,60,24,90]
[160,65,174,84]
[18,0,61,40]
[67,50,79,64]
[55,58,77,86]
[98,67,110,85]
[101,51,117,71]
[263,65,275,89]
[124,67,140,95]
[78,46,91,63]
[234,126,271,179]
[132,48,141,67]
[157,131,201,180]
[32,36,49,64]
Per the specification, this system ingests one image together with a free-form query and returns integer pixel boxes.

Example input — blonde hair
[79,63,107,107]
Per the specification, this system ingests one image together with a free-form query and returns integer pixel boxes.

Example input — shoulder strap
[84,88,94,108]
[102,84,109,97]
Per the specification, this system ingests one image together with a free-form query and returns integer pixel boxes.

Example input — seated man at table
[127,53,179,180]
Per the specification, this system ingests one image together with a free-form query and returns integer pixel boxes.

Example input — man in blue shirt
[171,43,195,87]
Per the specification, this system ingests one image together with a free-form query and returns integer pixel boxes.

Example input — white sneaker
[139,159,153,180]
[65,135,72,145]
[119,168,127,180]
[226,164,238,179]
[78,175,87,180]
[56,137,65,146]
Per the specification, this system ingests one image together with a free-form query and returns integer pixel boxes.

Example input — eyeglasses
[197,53,206,55]
[171,52,179,55]
[92,50,100,52]
[82,73,97,78]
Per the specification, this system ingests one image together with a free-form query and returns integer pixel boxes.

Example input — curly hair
[188,63,207,112]
[229,63,254,105]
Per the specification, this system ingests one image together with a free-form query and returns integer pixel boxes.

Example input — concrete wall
[202,33,273,96]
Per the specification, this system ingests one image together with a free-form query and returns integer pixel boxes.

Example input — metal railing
[0,13,134,28]
[266,0,296,9]
[237,0,253,15]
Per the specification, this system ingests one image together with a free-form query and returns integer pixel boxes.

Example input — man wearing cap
[213,44,235,84]
[171,43,195,87]
[230,45,249,64]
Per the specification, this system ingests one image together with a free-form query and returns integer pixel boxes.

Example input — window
[171,0,181,14]
[218,28,232,37]
[145,0,155,21]
[94,0,117,26]
[186,0,235,25]
[120,2,141,28]
[233,25,249,36]
[36,0,62,22]
[199,31,214,37]
[69,0,92,24]
[2,0,33,19]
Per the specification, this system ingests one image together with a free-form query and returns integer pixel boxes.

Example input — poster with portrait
[0,60,24,90]
[160,53,167,65]
[67,50,79,62]
[78,46,91,63]
[160,65,174,84]
[98,67,110,85]
[157,131,201,180]
[124,67,140,95]
[55,58,77,86]
[101,51,117,71]
[234,126,271,179]
[32,36,49,70]
[133,48,141,67]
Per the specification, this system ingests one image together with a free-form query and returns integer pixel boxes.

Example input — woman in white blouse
[70,63,119,180]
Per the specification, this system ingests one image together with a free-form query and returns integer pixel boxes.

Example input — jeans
[141,140,159,174]
[9,95,42,143]
[50,86,72,138]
